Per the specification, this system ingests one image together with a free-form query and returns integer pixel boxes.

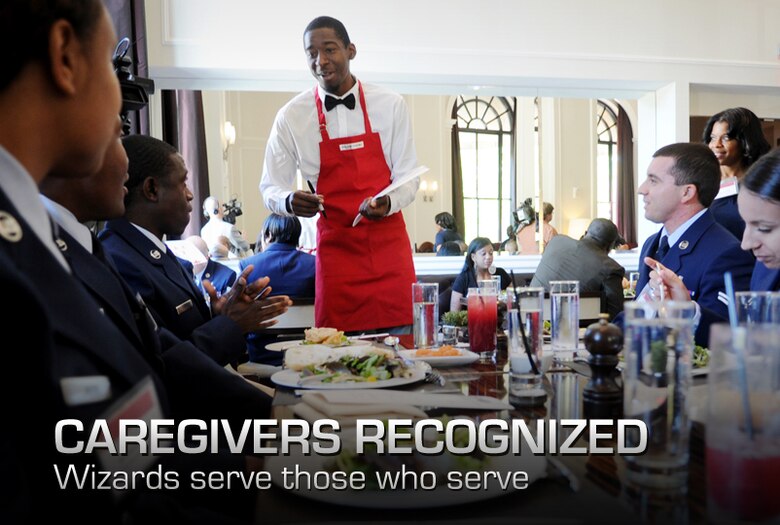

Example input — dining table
[254,334,708,524]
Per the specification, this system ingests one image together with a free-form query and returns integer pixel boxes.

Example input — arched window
[596,100,618,221]
[452,96,515,243]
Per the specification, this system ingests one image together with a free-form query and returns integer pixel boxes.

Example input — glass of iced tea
[706,324,780,523]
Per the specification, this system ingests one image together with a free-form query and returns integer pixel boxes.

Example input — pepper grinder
[582,313,623,419]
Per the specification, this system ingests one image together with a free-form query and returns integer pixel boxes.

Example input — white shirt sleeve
[260,108,298,216]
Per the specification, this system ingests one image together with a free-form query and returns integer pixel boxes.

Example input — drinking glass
[734,291,780,325]
[706,324,780,523]
[550,280,579,361]
[629,272,640,295]
[412,283,438,349]
[467,287,497,360]
[622,301,696,489]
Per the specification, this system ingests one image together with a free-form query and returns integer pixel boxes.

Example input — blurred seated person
[417,241,435,253]
[531,218,626,320]
[500,224,519,254]
[437,241,463,256]
[450,237,511,312]
[541,201,559,241]
[240,214,316,364]
[515,199,558,254]
[434,212,463,252]
[186,235,236,296]
[201,195,251,257]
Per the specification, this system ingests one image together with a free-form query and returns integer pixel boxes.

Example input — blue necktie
[655,236,669,261]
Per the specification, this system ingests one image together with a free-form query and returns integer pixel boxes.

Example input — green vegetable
[442,310,468,327]
[693,345,710,368]
[650,340,667,374]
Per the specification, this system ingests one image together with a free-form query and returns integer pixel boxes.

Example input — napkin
[293,392,427,427]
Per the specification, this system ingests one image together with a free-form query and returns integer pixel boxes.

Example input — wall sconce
[420,179,438,202]
[222,121,236,160]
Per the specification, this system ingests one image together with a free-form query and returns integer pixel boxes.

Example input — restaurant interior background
[141,0,780,254]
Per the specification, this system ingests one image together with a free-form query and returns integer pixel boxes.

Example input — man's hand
[359,195,390,220]
[204,266,292,333]
[290,190,323,217]
[644,256,692,302]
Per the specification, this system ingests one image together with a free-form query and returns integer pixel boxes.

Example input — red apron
[313,83,416,331]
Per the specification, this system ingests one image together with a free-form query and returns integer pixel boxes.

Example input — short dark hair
[742,148,780,203]
[304,16,350,46]
[263,213,302,246]
[438,241,462,256]
[122,134,179,207]
[585,218,619,250]
[653,143,720,208]
[702,107,771,168]
[434,212,457,231]
[542,202,554,217]
[0,0,104,91]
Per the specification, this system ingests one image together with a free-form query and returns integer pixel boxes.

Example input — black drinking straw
[511,270,540,375]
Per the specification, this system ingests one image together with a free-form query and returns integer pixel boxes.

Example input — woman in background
[450,237,511,311]
[434,211,463,252]
[703,107,771,240]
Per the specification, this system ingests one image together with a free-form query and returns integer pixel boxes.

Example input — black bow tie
[324,93,356,111]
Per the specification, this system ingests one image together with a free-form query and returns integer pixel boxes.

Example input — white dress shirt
[260,80,419,216]
[201,218,250,257]
[0,146,70,272]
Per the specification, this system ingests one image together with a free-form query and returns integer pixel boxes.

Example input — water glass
[622,301,696,489]
[735,291,780,325]
[412,283,438,349]
[706,324,780,523]
[629,272,640,295]
[550,280,579,360]
[467,287,497,359]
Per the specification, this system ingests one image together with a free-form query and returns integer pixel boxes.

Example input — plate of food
[264,425,547,508]
[399,345,479,367]
[692,345,710,377]
[271,345,427,389]
[265,327,371,352]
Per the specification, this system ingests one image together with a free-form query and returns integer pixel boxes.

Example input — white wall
[146,0,780,95]
[145,0,780,250]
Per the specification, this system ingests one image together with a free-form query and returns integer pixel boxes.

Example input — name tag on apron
[339,141,364,151]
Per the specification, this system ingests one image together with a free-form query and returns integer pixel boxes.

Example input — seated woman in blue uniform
[649,148,780,322]
[449,237,511,312]
[240,214,316,363]
[703,107,771,241]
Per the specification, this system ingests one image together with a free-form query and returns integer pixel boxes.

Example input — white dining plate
[265,447,547,509]
[398,349,479,367]
[691,366,708,378]
[265,340,372,352]
[270,366,426,390]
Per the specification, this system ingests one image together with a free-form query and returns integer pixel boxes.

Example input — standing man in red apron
[260,16,419,333]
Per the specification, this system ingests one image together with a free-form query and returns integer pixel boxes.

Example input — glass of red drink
[467,287,497,360]
[706,324,780,523]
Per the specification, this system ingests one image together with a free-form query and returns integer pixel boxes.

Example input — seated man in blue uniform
[630,142,754,347]
[241,213,316,363]
[99,134,292,365]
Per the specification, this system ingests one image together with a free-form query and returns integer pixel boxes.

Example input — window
[453,96,515,243]
[596,101,618,221]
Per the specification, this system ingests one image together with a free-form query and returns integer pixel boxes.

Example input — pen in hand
[306,180,327,218]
